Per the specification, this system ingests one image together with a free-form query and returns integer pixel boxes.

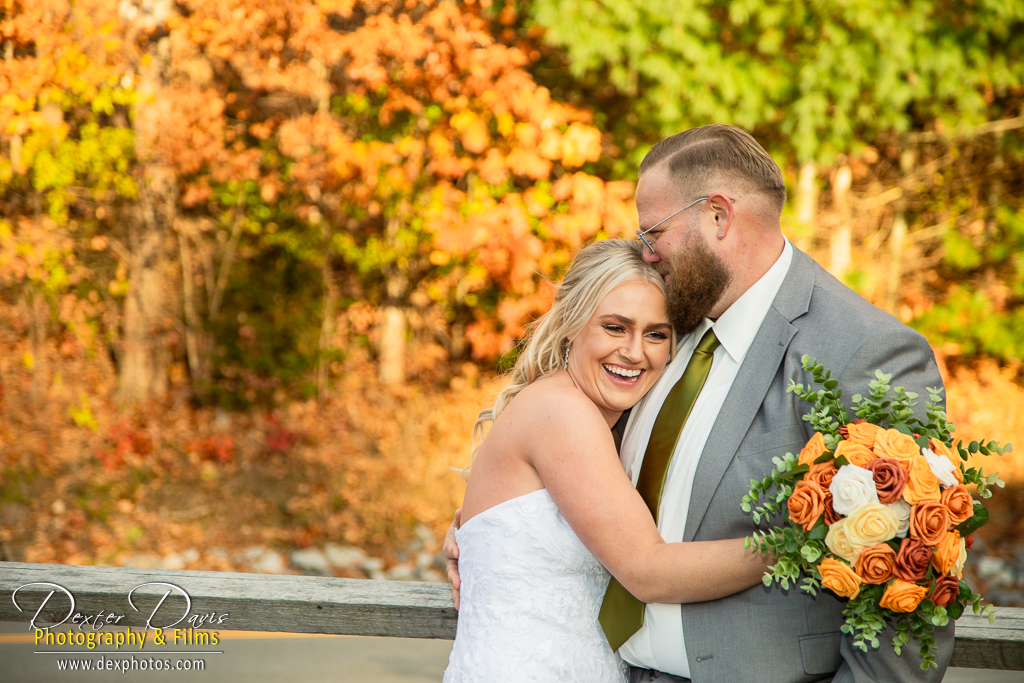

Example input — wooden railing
[1,562,1021,670]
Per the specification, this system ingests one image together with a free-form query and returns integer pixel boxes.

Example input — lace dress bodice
[443,488,628,683]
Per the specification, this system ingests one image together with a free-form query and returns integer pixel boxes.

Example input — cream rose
[825,518,860,562]
[951,536,968,577]
[829,464,879,516]
[923,448,959,488]
[886,499,911,538]
[845,502,901,547]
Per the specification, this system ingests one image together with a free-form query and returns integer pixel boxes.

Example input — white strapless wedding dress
[443,488,628,683]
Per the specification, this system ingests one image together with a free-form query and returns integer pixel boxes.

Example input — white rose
[829,464,880,516]
[886,498,911,538]
[923,447,959,488]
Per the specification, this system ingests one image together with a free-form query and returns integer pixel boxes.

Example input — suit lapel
[682,248,817,541]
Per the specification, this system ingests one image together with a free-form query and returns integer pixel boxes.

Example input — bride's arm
[525,387,769,605]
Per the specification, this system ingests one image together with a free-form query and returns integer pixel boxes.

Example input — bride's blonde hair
[469,239,671,466]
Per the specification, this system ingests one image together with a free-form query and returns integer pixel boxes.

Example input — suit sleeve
[831,325,954,682]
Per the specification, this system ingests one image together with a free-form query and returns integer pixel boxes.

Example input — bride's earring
[563,342,571,370]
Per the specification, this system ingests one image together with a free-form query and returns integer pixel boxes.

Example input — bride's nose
[619,334,643,363]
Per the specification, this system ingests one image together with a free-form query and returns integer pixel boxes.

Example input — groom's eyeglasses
[636,197,708,253]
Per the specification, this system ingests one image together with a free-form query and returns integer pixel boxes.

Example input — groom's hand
[444,508,462,609]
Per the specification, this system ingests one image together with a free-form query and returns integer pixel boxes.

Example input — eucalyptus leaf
[807,518,828,541]
[954,502,989,536]
[893,422,913,436]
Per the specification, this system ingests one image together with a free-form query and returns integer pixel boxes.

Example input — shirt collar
[694,239,794,364]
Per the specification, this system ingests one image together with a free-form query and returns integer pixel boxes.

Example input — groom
[446,124,954,682]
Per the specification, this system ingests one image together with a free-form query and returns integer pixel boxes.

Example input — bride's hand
[444,508,462,609]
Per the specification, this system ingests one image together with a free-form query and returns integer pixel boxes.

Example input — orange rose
[929,438,964,484]
[893,538,932,581]
[880,578,929,613]
[799,432,828,467]
[909,500,950,547]
[805,462,839,490]
[932,530,962,575]
[902,454,941,505]
[788,480,826,531]
[941,485,974,526]
[822,491,841,526]
[929,574,961,608]
[846,421,883,446]
[866,458,908,504]
[835,440,876,467]
[854,544,896,584]
[819,557,862,599]
[873,428,920,465]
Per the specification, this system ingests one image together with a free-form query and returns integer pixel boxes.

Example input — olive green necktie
[599,327,721,652]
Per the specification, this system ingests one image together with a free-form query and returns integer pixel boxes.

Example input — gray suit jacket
[674,247,954,682]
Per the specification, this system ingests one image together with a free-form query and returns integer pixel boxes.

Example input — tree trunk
[794,161,818,251]
[829,165,852,277]
[119,6,175,404]
[318,221,337,401]
[177,221,204,386]
[0,308,15,424]
[378,305,407,386]
[885,211,907,311]
[27,286,48,407]
[378,219,408,387]
[119,188,169,402]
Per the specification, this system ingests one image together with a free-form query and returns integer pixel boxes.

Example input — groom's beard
[666,231,731,336]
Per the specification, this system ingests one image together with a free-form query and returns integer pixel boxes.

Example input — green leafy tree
[528,0,1024,164]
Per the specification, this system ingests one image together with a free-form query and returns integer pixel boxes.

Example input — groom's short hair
[640,125,786,217]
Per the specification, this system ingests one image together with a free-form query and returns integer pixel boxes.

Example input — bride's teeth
[604,364,641,379]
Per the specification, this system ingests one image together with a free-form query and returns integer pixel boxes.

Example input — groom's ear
[707,192,734,239]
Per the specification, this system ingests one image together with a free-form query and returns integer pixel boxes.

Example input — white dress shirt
[617,240,794,677]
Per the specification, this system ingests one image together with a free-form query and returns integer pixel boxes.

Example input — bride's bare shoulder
[504,373,605,430]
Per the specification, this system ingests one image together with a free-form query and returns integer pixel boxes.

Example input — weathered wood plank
[0,562,457,639]
[950,609,1024,670]
[3,562,1023,670]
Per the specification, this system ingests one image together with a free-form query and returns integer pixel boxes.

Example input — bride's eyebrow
[599,314,635,325]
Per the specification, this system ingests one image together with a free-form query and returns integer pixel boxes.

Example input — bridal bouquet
[743,356,1012,670]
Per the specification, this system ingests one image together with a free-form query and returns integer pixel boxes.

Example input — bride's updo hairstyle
[472,239,670,452]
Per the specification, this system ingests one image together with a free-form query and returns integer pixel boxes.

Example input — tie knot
[695,327,720,356]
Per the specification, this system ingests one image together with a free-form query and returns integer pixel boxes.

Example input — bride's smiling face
[566,280,673,426]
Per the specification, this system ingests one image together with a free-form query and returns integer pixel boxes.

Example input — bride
[443,240,769,682]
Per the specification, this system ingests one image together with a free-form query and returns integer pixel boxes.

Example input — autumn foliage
[0,1,1021,580]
